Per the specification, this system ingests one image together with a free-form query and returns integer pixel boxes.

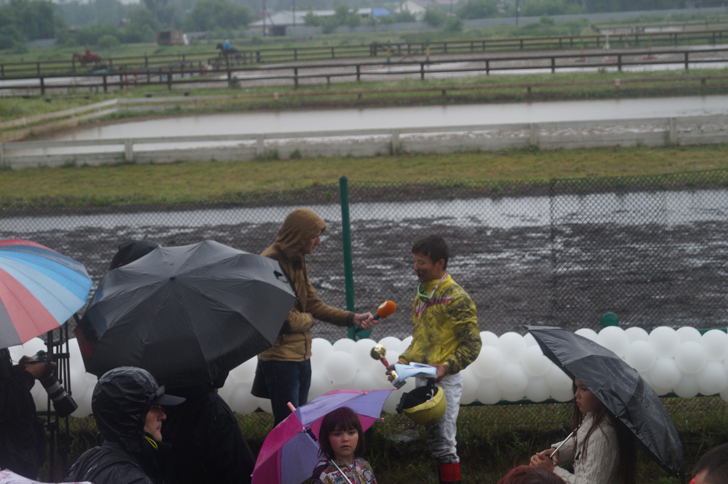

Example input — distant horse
[72,51,104,66]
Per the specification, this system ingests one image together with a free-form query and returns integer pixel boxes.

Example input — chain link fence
[5,168,728,477]
[2,169,727,340]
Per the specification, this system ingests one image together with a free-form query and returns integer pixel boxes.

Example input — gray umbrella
[78,240,295,389]
[526,325,684,481]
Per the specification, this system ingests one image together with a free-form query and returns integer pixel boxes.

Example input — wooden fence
[2,47,728,96]
[2,28,727,81]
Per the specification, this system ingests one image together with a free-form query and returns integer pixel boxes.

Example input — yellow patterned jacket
[399,274,481,374]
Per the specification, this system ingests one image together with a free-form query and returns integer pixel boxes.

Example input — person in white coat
[529,378,636,484]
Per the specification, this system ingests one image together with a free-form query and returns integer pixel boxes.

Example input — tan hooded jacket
[259,208,354,362]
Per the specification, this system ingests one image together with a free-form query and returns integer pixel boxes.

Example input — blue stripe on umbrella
[0,244,90,277]
[0,257,87,325]
[0,251,93,302]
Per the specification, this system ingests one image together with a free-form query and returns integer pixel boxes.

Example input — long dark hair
[571,382,636,484]
[318,407,365,461]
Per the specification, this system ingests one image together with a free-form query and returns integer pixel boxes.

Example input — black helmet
[92,367,184,453]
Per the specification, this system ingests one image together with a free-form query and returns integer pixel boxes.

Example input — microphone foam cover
[376,300,397,319]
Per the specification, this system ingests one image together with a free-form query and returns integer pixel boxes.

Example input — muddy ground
[3,202,727,341]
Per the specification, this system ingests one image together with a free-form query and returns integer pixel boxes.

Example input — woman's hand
[530,449,557,472]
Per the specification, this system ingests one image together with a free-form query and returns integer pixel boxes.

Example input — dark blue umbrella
[527,325,684,481]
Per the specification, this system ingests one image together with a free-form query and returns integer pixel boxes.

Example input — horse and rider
[72,45,105,67]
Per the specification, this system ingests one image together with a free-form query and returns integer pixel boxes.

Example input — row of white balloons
[8,325,728,418]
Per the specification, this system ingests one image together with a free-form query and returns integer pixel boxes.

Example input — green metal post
[340,177,363,340]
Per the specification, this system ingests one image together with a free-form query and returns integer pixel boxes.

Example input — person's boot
[438,462,461,484]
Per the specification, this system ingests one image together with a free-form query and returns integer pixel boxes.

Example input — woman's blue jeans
[259,359,312,426]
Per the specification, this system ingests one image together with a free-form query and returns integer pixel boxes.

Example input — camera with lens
[31,351,78,418]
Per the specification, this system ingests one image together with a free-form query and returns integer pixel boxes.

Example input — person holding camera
[0,348,51,479]
[65,366,185,484]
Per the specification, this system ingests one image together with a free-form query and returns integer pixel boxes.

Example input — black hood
[91,367,163,454]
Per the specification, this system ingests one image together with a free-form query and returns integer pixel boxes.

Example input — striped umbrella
[0,239,93,348]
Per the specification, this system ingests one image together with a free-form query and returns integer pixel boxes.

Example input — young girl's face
[329,425,359,464]
[574,378,603,414]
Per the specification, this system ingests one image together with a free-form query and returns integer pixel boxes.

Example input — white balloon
[624,341,656,373]
[523,333,538,348]
[574,328,598,342]
[546,366,573,402]
[352,370,380,392]
[701,330,728,362]
[471,346,504,379]
[21,338,47,359]
[498,333,526,363]
[230,357,258,384]
[257,397,272,413]
[650,358,682,390]
[31,381,45,410]
[480,331,499,348]
[697,361,728,396]
[400,336,413,352]
[676,327,702,344]
[382,390,401,415]
[675,342,707,374]
[625,327,649,343]
[311,338,335,368]
[525,377,551,403]
[83,372,98,387]
[521,345,552,377]
[231,386,260,414]
[597,326,629,357]
[649,327,680,358]
[351,339,379,372]
[217,373,236,404]
[458,368,478,405]
[673,374,700,399]
[72,387,93,418]
[68,338,83,370]
[332,338,356,354]
[377,337,402,355]
[67,368,87,402]
[309,370,332,400]
[476,378,501,405]
[496,363,528,401]
[324,351,357,385]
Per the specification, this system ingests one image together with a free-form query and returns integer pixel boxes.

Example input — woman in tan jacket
[253,208,377,425]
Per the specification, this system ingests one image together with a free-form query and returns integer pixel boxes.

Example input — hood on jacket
[92,367,184,454]
[272,208,327,261]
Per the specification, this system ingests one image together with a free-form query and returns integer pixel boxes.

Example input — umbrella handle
[549,425,580,460]
[287,402,296,412]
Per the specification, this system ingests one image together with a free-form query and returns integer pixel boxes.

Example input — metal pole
[339,177,360,340]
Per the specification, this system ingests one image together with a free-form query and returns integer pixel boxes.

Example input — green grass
[44,397,727,483]
[2,145,728,209]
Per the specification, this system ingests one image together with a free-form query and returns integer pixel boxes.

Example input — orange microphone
[374,300,397,320]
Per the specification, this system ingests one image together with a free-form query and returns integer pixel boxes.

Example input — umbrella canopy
[0,239,92,348]
[253,388,394,484]
[526,325,684,480]
[79,240,296,388]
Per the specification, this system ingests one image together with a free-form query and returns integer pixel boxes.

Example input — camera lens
[39,372,78,418]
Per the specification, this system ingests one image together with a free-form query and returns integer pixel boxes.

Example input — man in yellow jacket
[391,234,481,484]
[253,208,378,425]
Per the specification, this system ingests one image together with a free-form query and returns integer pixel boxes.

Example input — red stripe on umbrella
[0,239,59,252]
[0,267,59,342]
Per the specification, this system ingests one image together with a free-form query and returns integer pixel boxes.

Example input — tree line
[0,0,720,51]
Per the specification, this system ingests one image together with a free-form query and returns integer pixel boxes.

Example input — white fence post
[669,118,677,145]
[256,135,265,157]
[392,130,400,154]
[125,139,134,162]
[529,123,539,147]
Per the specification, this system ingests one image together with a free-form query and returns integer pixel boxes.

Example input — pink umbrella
[252,388,394,484]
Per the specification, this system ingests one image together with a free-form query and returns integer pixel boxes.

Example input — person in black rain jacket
[65,367,184,484]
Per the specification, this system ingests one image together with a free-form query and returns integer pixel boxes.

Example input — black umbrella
[526,325,684,481]
[78,240,296,389]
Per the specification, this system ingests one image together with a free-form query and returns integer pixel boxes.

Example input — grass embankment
[2,144,728,209]
[54,397,727,484]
